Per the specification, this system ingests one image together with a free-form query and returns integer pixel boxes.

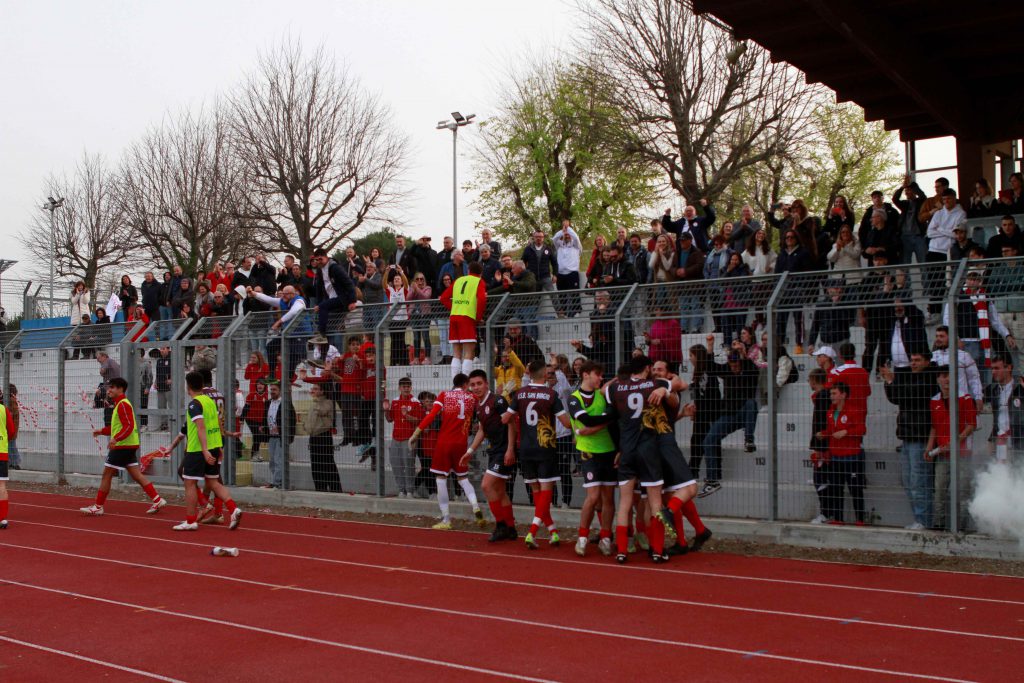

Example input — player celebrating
[409,373,484,530]
[462,369,517,542]
[504,360,571,549]
[0,397,17,528]
[164,371,242,531]
[440,261,487,379]
[80,378,166,516]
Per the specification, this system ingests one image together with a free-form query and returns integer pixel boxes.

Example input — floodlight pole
[436,112,475,246]
[42,197,65,318]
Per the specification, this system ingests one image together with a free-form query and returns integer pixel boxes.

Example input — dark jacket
[950,238,980,262]
[478,256,500,284]
[858,203,900,241]
[883,366,937,441]
[522,241,555,281]
[598,259,636,288]
[389,247,417,280]
[809,388,831,451]
[985,228,1024,259]
[165,275,183,306]
[267,398,298,444]
[623,244,649,284]
[775,246,810,274]
[860,224,900,266]
[251,261,277,295]
[675,245,705,281]
[140,279,161,314]
[313,259,357,306]
[983,380,1024,448]
[892,187,928,237]
[887,304,929,359]
[822,208,858,242]
[709,358,759,415]
[408,243,439,286]
[808,294,856,347]
[663,206,716,253]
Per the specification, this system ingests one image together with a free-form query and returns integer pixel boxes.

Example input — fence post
[375,303,399,497]
[765,271,789,522]
[614,284,639,368]
[484,293,511,394]
[219,314,248,487]
[169,335,186,478]
[56,333,70,483]
[946,259,968,534]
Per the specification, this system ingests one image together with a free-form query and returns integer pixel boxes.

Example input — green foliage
[470,61,660,244]
[345,227,408,262]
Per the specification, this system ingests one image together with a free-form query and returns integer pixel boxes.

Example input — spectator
[892,176,929,265]
[504,319,543,365]
[408,272,433,365]
[774,229,811,353]
[210,290,232,318]
[861,208,899,266]
[888,298,929,372]
[612,226,627,252]
[334,337,364,448]
[117,275,138,314]
[827,224,862,276]
[553,220,583,317]
[663,199,716,252]
[922,188,965,322]
[340,246,365,281]
[311,247,358,345]
[833,342,872,419]
[4,385,19,470]
[623,233,649,285]
[478,228,502,259]
[495,348,526,399]
[476,244,500,284]
[823,195,857,241]
[306,382,342,492]
[127,305,150,340]
[437,272,454,364]
[495,259,538,297]
[413,390,439,498]
[858,190,900,242]
[231,257,253,292]
[811,345,838,381]
[984,356,1024,456]
[206,261,232,293]
[194,282,213,316]
[244,351,269,393]
[985,215,1024,259]
[949,224,979,261]
[719,252,750,344]
[157,271,174,333]
[966,177,997,218]
[918,177,950,225]
[249,284,311,381]
[95,350,122,428]
[171,277,195,318]
[437,249,468,292]
[806,368,833,523]
[388,235,417,280]
[264,381,296,489]
[68,281,91,359]
[808,280,855,349]
[437,236,456,271]
[597,244,636,288]
[943,270,1015,384]
[522,230,556,292]
[384,377,422,497]
[702,234,732,281]
[881,350,936,530]
[251,253,277,295]
[686,343,721,488]
[585,235,608,288]
[461,239,478,264]
[140,271,160,325]
[570,289,616,371]
[989,249,1024,375]
[384,268,410,366]
[818,381,867,525]
[544,363,575,508]
[996,172,1024,213]
[675,232,706,333]
[152,346,171,431]
[931,326,983,407]
[275,255,298,291]
[409,236,439,287]
[644,306,682,366]
[647,234,677,284]
[356,260,385,329]
[928,365,977,530]
[789,199,826,270]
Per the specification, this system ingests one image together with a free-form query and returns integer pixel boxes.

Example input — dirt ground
[13,481,1023,578]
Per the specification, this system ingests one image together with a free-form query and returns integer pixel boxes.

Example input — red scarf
[967,286,991,368]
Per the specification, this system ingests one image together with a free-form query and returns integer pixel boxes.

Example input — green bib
[450,275,481,319]
[187,394,223,452]
[570,389,616,454]
[110,398,140,447]
[0,405,8,454]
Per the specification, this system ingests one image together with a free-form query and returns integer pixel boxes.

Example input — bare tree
[580,0,820,204]
[118,107,256,277]
[21,152,131,291]
[229,40,408,263]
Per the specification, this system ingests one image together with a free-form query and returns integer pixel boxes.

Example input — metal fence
[5,257,1023,539]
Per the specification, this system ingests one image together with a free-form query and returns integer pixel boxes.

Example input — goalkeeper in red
[80,377,166,516]
[409,373,484,530]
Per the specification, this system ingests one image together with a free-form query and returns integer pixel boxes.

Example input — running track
[1,491,1022,682]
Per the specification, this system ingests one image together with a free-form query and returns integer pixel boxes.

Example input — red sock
[535,489,552,526]
[141,483,159,502]
[214,497,224,514]
[682,499,707,535]
[578,526,589,539]
[529,518,541,536]
[648,517,665,554]
[599,528,612,539]
[0,499,8,520]
[196,491,209,507]
[502,504,515,526]
[186,514,198,524]
[96,490,108,506]
[488,500,504,523]
[673,508,684,535]
[616,525,629,554]
[224,499,237,514]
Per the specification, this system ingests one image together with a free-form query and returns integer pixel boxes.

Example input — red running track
[1,490,1022,682]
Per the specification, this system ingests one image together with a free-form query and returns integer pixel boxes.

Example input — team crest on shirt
[586,471,594,481]
[485,406,491,415]
[840,415,848,424]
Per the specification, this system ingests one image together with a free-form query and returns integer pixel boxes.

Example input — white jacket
[69,289,91,324]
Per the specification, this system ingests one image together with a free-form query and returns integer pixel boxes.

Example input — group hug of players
[405,356,712,564]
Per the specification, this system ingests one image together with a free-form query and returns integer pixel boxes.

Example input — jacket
[266,398,297,444]
[251,261,277,294]
[674,246,705,281]
[598,260,636,288]
[983,380,1024,448]
[389,247,417,280]
[883,366,937,441]
[70,289,92,325]
[140,279,161,313]
[822,404,866,457]
[313,259,357,306]
[892,187,928,237]
[887,305,930,359]
[663,205,716,253]
[522,241,555,281]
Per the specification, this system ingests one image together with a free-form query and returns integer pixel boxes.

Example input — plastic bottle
[211,546,239,557]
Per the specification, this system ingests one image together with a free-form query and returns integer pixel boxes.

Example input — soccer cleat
[146,499,167,515]
[666,542,689,557]
[574,536,588,557]
[474,508,487,528]
[432,520,452,530]
[80,504,104,516]
[0,520,7,530]
[524,532,539,550]
[197,503,216,524]
[744,440,756,453]
[615,552,628,564]
[549,530,561,547]
[598,537,613,556]
[502,524,519,541]
[691,528,713,552]
[173,521,199,531]
[229,508,243,530]
[634,531,650,551]
[487,522,507,543]
[651,552,669,564]
[657,508,678,543]
[201,514,224,525]
[627,537,637,554]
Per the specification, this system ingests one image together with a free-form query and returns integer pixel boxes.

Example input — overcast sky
[0,0,583,282]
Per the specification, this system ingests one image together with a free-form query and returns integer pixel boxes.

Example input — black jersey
[476,391,510,455]
[603,377,673,452]
[507,383,564,454]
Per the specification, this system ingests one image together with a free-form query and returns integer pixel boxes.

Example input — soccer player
[565,361,617,557]
[408,374,483,530]
[440,261,487,379]
[0,397,17,528]
[504,360,571,549]
[461,369,517,542]
[164,371,242,531]
[80,378,166,516]
[197,368,241,525]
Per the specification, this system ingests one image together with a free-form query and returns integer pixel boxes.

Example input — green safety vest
[570,389,616,454]
[110,398,140,448]
[450,275,482,320]
[187,394,223,452]
[0,404,8,455]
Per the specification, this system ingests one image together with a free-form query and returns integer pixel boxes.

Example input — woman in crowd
[645,305,683,367]
[827,224,862,279]
[437,272,454,364]
[194,281,214,317]
[823,194,855,241]
[385,268,410,366]
[743,228,777,331]
[407,271,433,365]
[69,281,91,359]
[242,378,269,461]
[118,275,138,313]
[244,351,269,393]
[967,177,996,217]
[720,251,751,345]
[687,344,721,485]
[585,235,608,288]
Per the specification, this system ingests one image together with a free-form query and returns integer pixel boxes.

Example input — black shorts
[520,448,558,483]
[104,448,140,471]
[0,459,7,481]
[485,449,514,480]
[617,435,663,488]
[656,433,697,491]
[579,451,617,488]
[182,448,222,481]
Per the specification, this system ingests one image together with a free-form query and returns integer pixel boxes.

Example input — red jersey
[930,392,977,453]
[388,396,423,441]
[822,404,865,457]
[244,389,268,425]
[417,388,477,442]
[361,363,383,401]
[338,353,362,395]
[420,421,439,456]
[834,363,872,420]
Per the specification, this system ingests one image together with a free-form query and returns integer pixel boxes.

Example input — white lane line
[0,634,187,682]
[19,500,1023,609]
[0,578,554,683]
[17,519,1024,645]
[0,541,978,683]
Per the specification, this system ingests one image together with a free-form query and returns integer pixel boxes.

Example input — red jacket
[834,363,872,421]
[244,390,268,425]
[244,362,269,393]
[822,404,865,457]
[338,353,362,395]
[930,393,977,454]
[388,396,423,442]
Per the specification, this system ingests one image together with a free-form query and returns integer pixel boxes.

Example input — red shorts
[448,315,478,344]
[429,440,469,476]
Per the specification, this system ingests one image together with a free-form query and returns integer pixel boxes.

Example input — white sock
[458,477,479,509]
[436,478,450,520]
[451,357,461,379]
[462,358,474,375]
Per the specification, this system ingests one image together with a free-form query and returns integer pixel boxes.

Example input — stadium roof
[691,0,1024,143]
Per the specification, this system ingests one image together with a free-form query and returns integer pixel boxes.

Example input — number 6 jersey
[507,383,564,456]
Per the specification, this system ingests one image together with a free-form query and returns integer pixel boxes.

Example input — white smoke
[968,460,1024,544]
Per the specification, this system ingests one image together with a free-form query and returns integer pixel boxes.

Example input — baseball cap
[811,346,837,360]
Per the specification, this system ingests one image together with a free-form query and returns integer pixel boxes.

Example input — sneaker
[197,503,216,524]
[310,333,328,344]
[146,499,167,515]
[432,520,452,530]
[809,514,828,524]
[697,481,722,499]
[904,522,925,531]
[488,522,508,543]
[307,359,326,370]
[0,520,6,530]
[650,550,669,564]
[615,552,628,564]
[201,514,224,525]
[690,528,713,552]
[656,508,678,544]
[525,532,539,550]
[627,537,637,554]
[634,531,650,551]
[744,440,756,453]
[549,530,561,547]
[473,508,487,528]
[80,504,104,516]
[502,524,519,541]
[665,542,689,557]
[229,508,243,530]
[173,521,199,531]
[574,536,588,557]
[597,537,613,556]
